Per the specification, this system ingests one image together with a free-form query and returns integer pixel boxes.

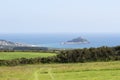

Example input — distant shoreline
[61,42,90,45]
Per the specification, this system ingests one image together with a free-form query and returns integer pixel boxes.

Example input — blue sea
[0,33,120,49]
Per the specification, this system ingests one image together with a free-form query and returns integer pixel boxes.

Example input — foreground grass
[0,52,56,60]
[0,61,120,80]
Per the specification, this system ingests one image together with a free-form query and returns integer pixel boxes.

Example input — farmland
[0,61,120,80]
[0,52,56,60]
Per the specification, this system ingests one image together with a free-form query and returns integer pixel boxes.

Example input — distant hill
[0,40,48,50]
[0,39,32,47]
[61,37,89,44]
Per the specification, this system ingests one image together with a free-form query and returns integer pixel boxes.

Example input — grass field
[0,52,56,60]
[0,61,120,80]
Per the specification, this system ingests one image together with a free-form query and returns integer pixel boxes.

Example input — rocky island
[61,37,89,45]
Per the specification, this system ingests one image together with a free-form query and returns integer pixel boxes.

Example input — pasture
[0,61,120,80]
[0,52,56,60]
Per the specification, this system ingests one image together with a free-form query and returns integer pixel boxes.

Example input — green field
[0,52,56,60]
[0,61,120,80]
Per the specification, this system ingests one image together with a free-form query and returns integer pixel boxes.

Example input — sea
[0,33,120,49]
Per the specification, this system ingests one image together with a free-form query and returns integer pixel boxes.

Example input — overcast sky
[0,0,120,34]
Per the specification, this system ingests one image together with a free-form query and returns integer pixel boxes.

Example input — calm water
[0,33,120,49]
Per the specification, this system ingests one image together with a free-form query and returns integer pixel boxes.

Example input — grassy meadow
[0,52,56,60]
[0,61,120,80]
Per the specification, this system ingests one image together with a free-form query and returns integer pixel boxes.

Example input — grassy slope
[0,61,120,80]
[0,52,56,60]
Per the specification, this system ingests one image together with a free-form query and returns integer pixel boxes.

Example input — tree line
[0,46,120,66]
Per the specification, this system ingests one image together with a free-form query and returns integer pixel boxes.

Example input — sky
[0,0,120,34]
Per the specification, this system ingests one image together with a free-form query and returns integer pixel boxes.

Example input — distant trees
[0,47,48,52]
[0,46,120,66]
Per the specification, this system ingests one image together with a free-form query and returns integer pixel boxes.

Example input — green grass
[0,61,120,80]
[0,52,56,60]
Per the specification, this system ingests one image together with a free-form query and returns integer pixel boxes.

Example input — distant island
[61,37,90,45]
